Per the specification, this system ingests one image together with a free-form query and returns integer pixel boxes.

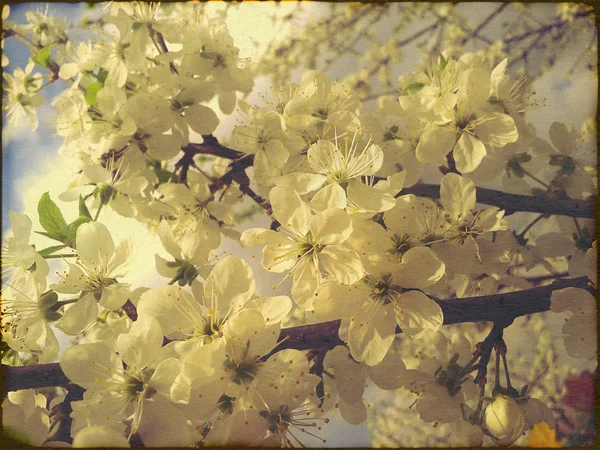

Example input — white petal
[535,232,576,258]
[275,172,327,195]
[243,296,292,326]
[203,255,255,313]
[72,425,130,448]
[347,180,395,213]
[254,140,289,185]
[440,173,476,221]
[51,263,86,294]
[416,127,457,165]
[458,68,491,113]
[550,287,596,315]
[453,132,487,173]
[59,63,79,80]
[313,281,367,321]
[56,294,98,335]
[149,358,186,403]
[291,260,319,307]
[394,290,443,337]
[324,346,366,405]
[473,113,518,147]
[309,208,352,245]
[136,399,192,447]
[340,399,367,425]
[99,283,130,310]
[83,164,111,184]
[584,242,597,286]
[157,220,182,260]
[319,245,365,285]
[269,186,311,235]
[219,90,237,115]
[9,212,32,246]
[106,239,133,275]
[351,142,384,176]
[309,183,347,211]
[60,342,121,389]
[240,228,284,248]
[76,222,115,271]
[185,104,219,135]
[115,315,164,370]
[366,351,407,390]
[393,246,445,289]
[348,305,397,366]
[137,285,197,339]
[562,316,596,359]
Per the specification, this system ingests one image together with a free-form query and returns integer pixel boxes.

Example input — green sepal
[84,81,103,106]
[402,82,425,95]
[31,45,52,68]
[66,216,93,241]
[79,195,93,219]
[40,291,59,309]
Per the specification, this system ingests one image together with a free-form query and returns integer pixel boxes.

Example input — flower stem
[501,353,514,389]
[94,203,104,221]
[523,170,549,188]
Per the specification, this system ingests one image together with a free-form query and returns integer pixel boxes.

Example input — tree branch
[3,277,591,392]
[181,136,595,219]
[174,137,272,215]
[401,184,595,219]
[461,3,509,45]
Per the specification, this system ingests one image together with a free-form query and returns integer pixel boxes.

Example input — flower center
[434,354,471,397]
[260,405,293,433]
[223,356,262,385]
[388,233,413,259]
[365,274,401,305]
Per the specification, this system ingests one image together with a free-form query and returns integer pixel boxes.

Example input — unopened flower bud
[484,396,525,445]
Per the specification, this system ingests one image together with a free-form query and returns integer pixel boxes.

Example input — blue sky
[2,3,91,231]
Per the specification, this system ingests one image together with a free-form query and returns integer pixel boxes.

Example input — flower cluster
[1,2,596,448]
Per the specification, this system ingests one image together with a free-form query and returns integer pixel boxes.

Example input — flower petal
[453,132,486,174]
[394,290,443,337]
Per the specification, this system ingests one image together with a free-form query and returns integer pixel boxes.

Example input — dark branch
[175,136,273,215]
[461,3,509,45]
[401,184,595,219]
[473,321,506,385]
[4,277,591,392]
[182,136,595,219]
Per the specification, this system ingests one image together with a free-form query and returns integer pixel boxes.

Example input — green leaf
[66,216,93,241]
[38,244,67,257]
[402,82,425,95]
[439,54,448,71]
[84,81,103,106]
[35,231,57,240]
[31,45,52,68]
[79,195,93,219]
[38,192,69,237]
